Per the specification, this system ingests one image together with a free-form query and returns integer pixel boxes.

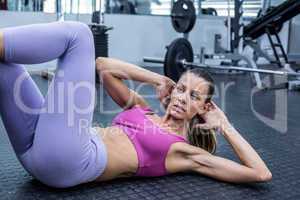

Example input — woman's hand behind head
[155,76,176,109]
[195,101,229,131]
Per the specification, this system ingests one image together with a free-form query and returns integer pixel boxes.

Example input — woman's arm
[96,57,174,109]
[96,57,164,85]
[185,125,272,183]
[176,103,272,183]
[219,124,272,180]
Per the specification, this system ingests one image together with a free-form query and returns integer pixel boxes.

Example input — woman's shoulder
[166,142,211,172]
[132,104,153,111]
[165,142,197,173]
[169,141,191,152]
[169,141,209,156]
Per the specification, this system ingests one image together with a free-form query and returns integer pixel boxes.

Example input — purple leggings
[0,21,107,188]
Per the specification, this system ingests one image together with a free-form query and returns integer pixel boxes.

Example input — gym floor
[0,65,299,200]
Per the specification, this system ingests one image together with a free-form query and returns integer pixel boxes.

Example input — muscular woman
[0,21,271,188]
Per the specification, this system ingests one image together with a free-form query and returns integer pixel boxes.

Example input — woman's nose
[178,98,186,105]
[177,92,188,105]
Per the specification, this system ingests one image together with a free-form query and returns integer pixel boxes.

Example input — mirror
[3,0,56,12]
[0,0,262,18]
[1,0,172,15]
[106,0,168,15]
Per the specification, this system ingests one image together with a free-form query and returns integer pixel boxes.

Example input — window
[150,0,262,17]
[150,0,172,15]
[201,0,261,17]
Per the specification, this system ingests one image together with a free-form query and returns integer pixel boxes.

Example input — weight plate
[164,38,194,82]
[171,0,196,33]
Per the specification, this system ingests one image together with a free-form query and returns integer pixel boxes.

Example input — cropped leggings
[0,21,107,188]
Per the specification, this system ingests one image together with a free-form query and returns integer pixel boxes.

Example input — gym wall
[0,11,297,70]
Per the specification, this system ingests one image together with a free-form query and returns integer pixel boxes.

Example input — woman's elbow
[257,170,272,182]
[96,57,108,71]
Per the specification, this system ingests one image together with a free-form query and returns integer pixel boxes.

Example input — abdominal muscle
[93,126,139,181]
[0,31,4,60]
[92,125,188,182]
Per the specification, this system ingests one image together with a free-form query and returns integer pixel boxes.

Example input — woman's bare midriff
[92,124,188,182]
[93,126,139,181]
[0,31,4,60]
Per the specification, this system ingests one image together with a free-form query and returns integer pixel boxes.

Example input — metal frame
[143,56,300,77]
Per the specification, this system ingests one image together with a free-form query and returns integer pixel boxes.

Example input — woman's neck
[161,113,188,137]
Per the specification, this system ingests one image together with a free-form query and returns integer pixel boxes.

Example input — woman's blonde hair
[165,68,217,154]
[187,115,217,154]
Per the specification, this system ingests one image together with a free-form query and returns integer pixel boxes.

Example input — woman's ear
[196,102,209,116]
[203,101,213,112]
[196,114,205,123]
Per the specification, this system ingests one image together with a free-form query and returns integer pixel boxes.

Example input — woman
[0,21,272,189]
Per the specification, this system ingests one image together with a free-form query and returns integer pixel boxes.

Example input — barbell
[143,38,300,82]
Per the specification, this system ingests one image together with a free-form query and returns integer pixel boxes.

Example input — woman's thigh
[28,22,107,188]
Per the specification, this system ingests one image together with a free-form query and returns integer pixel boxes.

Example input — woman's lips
[172,104,185,113]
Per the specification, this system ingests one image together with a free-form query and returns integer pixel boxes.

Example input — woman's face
[167,72,211,120]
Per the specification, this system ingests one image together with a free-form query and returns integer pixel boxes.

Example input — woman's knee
[65,21,94,47]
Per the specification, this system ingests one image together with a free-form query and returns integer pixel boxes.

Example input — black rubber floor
[0,66,299,199]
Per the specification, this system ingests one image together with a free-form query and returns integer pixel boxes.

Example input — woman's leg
[2,21,74,64]
[1,21,107,188]
[0,62,44,174]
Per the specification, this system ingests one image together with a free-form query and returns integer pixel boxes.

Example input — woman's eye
[191,92,201,101]
[176,86,184,92]
[191,95,200,101]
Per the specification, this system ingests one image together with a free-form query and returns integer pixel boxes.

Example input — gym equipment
[201,8,218,16]
[244,0,300,68]
[90,3,113,83]
[262,7,284,35]
[163,38,194,81]
[144,38,300,83]
[202,0,300,90]
[92,11,101,24]
[198,0,264,88]
[90,2,113,59]
[171,0,196,33]
[244,0,300,40]
[40,70,54,80]
[148,0,299,89]
[111,0,136,14]
[89,25,113,58]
